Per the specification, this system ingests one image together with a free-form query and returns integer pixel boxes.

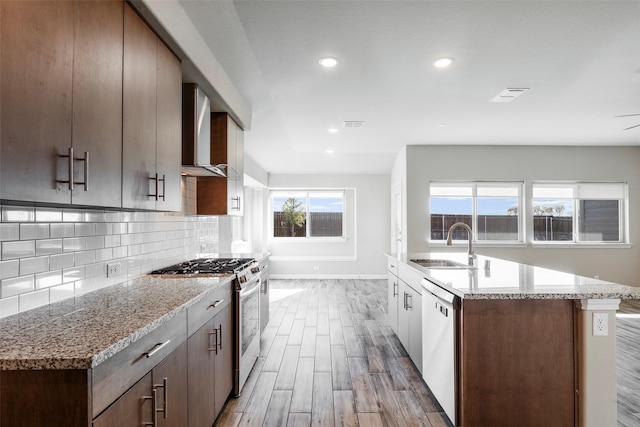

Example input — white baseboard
[270,274,387,280]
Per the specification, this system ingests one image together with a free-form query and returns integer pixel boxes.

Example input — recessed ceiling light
[319,57,339,68]
[438,123,448,128]
[328,128,339,134]
[433,57,454,68]
[326,149,335,154]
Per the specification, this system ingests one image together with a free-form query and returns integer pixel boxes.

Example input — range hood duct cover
[182,83,226,177]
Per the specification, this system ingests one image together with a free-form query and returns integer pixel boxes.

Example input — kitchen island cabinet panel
[459,298,575,427]
[1,369,91,427]
[122,3,157,211]
[0,0,74,204]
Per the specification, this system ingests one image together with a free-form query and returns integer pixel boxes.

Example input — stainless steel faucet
[446,222,477,266]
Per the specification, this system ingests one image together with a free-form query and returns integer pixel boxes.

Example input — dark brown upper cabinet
[1,0,123,208]
[197,113,244,215]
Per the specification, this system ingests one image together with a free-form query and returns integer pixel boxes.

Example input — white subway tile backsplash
[19,256,49,275]
[1,275,35,298]
[50,223,75,238]
[35,207,63,223]
[0,260,19,280]
[0,296,18,317]
[63,267,85,283]
[75,223,96,237]
[50,253,75,270]
[0,223,20,241]
[75,250,96,266]
[0,200,222,318]
[35,270,62,289]
[2,240,36,259]
[19,289,50,311]
[62,209,86,222]
[2,206,35,222]
[85,236,105,250]
[50,283,75,303]
[36,239,63,256]
[20,223,50,240]
[63,237,85,253]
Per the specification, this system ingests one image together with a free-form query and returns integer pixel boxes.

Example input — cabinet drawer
[91,310,187,418]
[187,282,233,337]
[387,257,399,277]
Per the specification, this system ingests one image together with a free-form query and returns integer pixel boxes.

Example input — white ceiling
[178,0,640,175]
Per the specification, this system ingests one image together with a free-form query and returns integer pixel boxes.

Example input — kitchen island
[387,252,640,427]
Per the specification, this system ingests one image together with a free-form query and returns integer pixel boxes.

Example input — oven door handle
[239,277,261,298]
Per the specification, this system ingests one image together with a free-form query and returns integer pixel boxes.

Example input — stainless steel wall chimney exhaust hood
[182,83,227,177]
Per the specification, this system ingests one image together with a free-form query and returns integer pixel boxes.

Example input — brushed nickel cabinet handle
[153,377,168,419]
[208,329,218,354]
[149,173,159,200]
[159,174,166,201]
[393,281,398,297]
[58,147,74,190]
[218,324,223,350]
[81,151,89,191]
[145,340,170,358]
[209,299,224,308]
[143,389,157,426]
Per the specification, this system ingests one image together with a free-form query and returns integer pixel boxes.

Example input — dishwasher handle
[435,301,449,317]
[422,278,460,310]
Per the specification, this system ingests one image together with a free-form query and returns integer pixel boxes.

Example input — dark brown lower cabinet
[93,372,154,427]
[188,303,233,427]
[93,341,188,427]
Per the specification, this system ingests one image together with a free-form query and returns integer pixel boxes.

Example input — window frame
[429,181,525,245]
[531,181,628,245]
[270,189,347,241]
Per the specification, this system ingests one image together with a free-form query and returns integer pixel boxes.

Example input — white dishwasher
[422,278,460,426]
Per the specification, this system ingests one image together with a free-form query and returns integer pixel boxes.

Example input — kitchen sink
[409,258,474,269]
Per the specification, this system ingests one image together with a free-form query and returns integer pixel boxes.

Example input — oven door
[236,275,261,395]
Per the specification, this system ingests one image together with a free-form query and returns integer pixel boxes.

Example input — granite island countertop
[388,252,640,300]
[0,274,235,370]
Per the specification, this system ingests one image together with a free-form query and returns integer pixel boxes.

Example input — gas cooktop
[150,258,255,275]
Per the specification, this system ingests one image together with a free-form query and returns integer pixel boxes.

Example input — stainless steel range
[150,257,261,396]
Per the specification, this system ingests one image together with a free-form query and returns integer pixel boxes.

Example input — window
[272,190,345,238]
[532,182,626,243]
[430,182,523,243]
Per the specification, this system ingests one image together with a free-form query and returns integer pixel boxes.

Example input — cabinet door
[408,288,422,373]
[397,280,411,353]
[93,372,153,427]
[155,38,181,212]
[153,341,188,427]
[213,303,233,417]
[122,3,157,210]
[71,0,123,207]
[0,0,73,204]
[232,123,244,215]
[187,319,216,427]
[387,274,399,334]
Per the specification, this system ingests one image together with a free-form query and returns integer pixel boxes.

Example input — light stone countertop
[388,252,640,300]
[0,274,235,370]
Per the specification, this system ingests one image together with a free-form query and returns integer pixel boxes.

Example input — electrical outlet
[313,265,320,271]
[593,312,608,336]
[107,262,121,277]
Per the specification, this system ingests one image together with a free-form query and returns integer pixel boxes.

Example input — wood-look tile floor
[215,279,640,426]
[617,299,640,427]
[215,279,451,427]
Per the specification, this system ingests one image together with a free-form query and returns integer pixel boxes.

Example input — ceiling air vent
[343,121,365,128]
[489,88,530,103]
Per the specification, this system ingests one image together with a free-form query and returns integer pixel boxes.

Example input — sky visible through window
[431,197,573,215]
[273,197,343,212]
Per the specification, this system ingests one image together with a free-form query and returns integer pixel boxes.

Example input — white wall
[397,145,640,287]
[267,174,390,278]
